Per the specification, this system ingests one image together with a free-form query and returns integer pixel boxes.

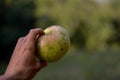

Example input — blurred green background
[0,0,120,80]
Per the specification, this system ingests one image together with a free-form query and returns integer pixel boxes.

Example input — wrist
[1,72,25,80]
[4,68,33,80]
[0,75,5,80]
[0,75,14,80]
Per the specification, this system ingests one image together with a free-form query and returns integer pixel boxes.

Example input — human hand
[1,28,47,80]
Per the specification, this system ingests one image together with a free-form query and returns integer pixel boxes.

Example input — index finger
[27,28,44,43]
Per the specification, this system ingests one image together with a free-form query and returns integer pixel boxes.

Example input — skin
[0,28,47,80]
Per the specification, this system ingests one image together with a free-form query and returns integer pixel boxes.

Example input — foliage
[35,0,120,50]
[0,0,120,54]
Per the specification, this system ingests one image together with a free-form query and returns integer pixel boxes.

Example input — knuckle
[19,37,24,39]
[24,45,34,52]
[18,37,24,41]
[30,29,35,33]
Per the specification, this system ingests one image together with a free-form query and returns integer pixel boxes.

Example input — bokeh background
[0,0,120,80]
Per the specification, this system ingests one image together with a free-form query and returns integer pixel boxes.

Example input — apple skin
[37,25,70,63]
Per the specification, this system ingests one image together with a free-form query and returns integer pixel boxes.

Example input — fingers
[13,28,44,56]
[13,37,25,53]
[27,28,44,43]
[17,37,26,46]
[23,28,44,53]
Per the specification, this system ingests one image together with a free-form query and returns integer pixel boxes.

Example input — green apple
[37,25,70,63]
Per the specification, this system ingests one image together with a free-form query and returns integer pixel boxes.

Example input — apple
[37,25,70,63]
